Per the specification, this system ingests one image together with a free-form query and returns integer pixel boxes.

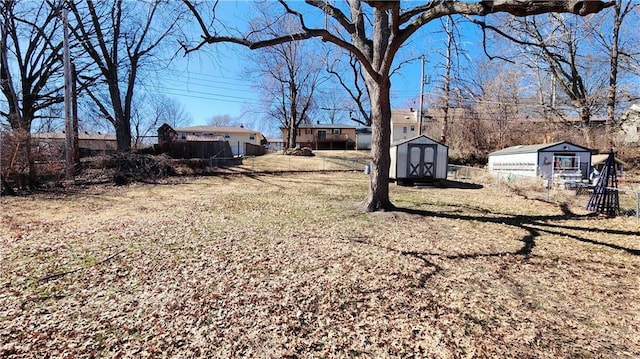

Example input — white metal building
[390,135,448,185]
[356,127,372,150]
[488,141,592,185]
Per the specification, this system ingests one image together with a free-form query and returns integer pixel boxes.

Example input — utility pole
[72,63,79,164]
[62,7,74,178]
[418,55,425,136]
[440,16,453,145]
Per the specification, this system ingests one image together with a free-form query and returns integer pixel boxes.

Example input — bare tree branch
[181,0,613,212]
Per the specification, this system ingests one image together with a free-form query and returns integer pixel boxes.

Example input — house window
[317,130,327,139]
[296,128,301,136]
[224,133,230,139]
[333,129,341,134]
[410,125,415,131]
[306,129,312,135]
[180,133,186,140]
[249,135,255,140]
[553,154,578,171]
[403,126,407,134]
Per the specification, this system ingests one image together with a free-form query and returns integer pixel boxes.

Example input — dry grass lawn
[1,170,639,358]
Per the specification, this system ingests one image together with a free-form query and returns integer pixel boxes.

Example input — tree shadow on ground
[394,206,639,256]
[346,204,639,293]
[410,180,484,190]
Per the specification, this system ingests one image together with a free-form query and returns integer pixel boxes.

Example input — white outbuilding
[488,141,592,186]
[390,135,448,185]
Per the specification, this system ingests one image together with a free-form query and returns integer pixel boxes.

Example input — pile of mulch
[284,147,314,156]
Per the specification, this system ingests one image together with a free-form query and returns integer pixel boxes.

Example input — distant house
[618,104,640,144]
[281,122,356,150]
[488,141,592,186]
[160,124,264,156]
[265,138,285,152]
[32,131,118,157]
[389,108,438,143]
[391,109,420,143]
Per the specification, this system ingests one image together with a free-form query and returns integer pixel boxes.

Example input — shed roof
[391,135,447,148]
[591,154,628,167]
[489,141,590,156]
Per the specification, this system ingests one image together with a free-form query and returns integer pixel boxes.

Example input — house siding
[172,125,263,156]
[488,141,592,183]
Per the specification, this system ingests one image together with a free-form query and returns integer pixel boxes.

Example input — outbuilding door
[407,144,437,178]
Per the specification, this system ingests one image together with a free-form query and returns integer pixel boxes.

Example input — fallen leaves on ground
[1,172,639,358]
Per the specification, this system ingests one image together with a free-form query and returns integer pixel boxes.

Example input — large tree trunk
[288,121,297,149]
[606,0,621,149]
[16,114,37,188]
[361,76,394,212]
[112,78,132,151]
[115,116,132,152]
[578,106,595,149]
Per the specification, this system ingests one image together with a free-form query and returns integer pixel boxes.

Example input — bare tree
[153,95,192,129]
[596,0,639,147]
[326,52,371,127]
[248,13,324,149]
[318,88,352,125]
[477,6,639,148]
[0,0,65,185]
[68,0,184,151]
[513,14,609,147]
[131,94,192,148]
[434,16,465,144]
[476,65,523,148]
[182,0,611,212]
[209,114,235,127]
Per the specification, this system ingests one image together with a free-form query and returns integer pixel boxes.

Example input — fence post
[636,191,639,220]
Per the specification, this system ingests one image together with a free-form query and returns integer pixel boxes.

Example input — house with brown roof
[32,131,118,157]
[281,122,356,150]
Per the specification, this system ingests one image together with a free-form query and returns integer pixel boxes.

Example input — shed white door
[407,144,436,178]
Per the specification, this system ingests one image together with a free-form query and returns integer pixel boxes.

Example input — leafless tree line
[2,0,638,211]
[1,0,190,190]
[182,0,620,211]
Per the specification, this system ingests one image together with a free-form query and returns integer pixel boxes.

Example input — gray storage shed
[390,135,448,185]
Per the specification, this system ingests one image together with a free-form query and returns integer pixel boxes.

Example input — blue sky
[156,1,481,135]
